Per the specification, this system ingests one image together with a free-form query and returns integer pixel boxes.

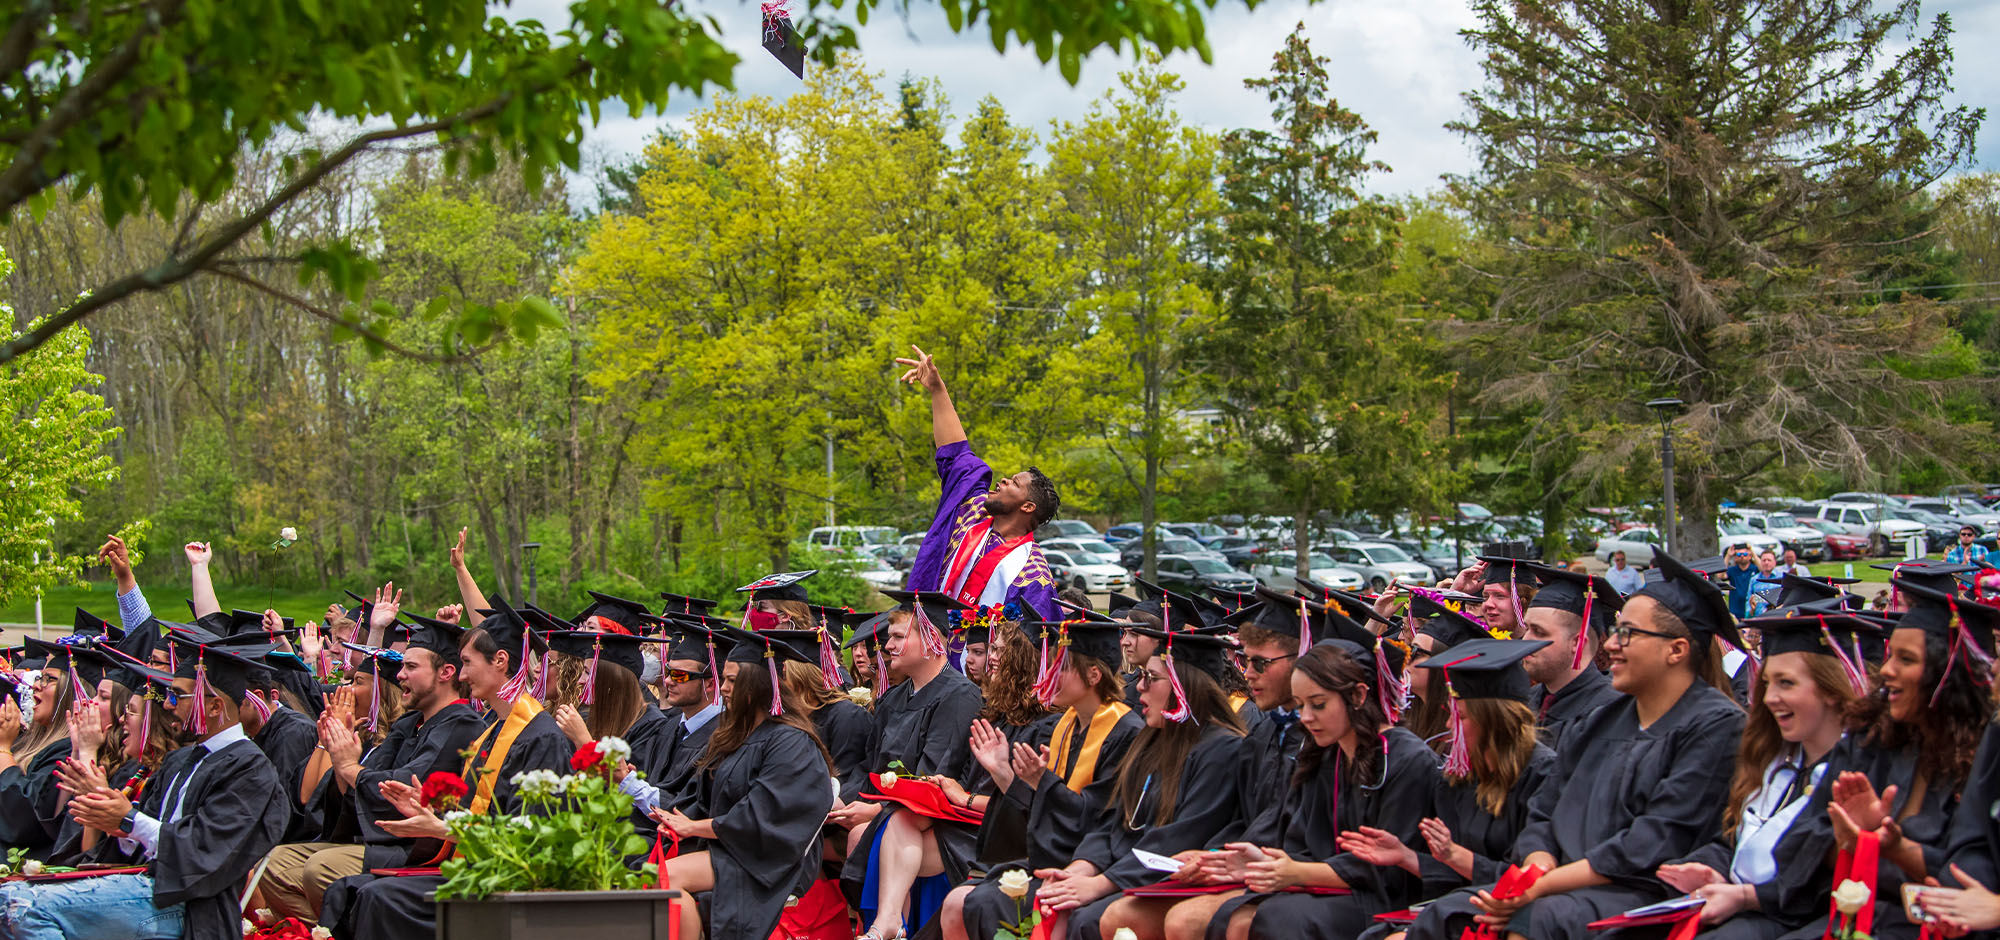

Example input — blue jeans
[0,873,185,940]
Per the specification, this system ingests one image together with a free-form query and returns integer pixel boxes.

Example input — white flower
[998,869,1032,899]
[443,810,470,823]
[1113,929,1138,940]
[279,526,298,542]
[785,895,800,908]
[312,929,333,940]
[242,919,256,937]
[598,735,632,765]
[509,815,535,828]
[879,771,899,788]
[1833,878,1872,915]
[847,687,874,708]
[510,768,568,797]
[20,860,42,876]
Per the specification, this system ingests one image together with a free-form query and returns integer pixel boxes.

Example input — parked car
[1732,510,1826,561]
[1119,535,1225,568]
[840,553,906,589]
[862,542,922,572]
[1942,483,2000,506]
[1319,542,1437,591]
[1165,521,1233,544]
[1044,549,1131,594]
[1829,492,1910,510]
[1104,523,1144,543]
[1715,519,1784,558]
[1381,538,1463,581]
[1044,537,1122,567]
[1249,552,1364,592]
[1207,536,1265,566]
[1884,506,1961,552]
[1036,519,1104,542]
[1800,517,1871,560]
[805,525,901,553]
[1153,554,1258,595]
[1797,501,1926,556]
[1906,498,2000,535]
[1596,527,1664,566]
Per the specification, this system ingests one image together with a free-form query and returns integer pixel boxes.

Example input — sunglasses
[665,669,711,684]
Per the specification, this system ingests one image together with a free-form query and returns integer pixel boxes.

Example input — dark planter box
[437,888,687,940]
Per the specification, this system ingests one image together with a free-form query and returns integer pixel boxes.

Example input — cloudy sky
[534,0,2000,202]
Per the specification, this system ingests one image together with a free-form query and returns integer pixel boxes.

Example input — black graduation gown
[965,712,1061,869]
[321,709,575,940]
[1794,735,1963,940]
[621,704,675,841]
[1946,723,2000,891]
[1422,744,1558,897]
[339,701,484,869]
[686,720,833,940]
[0,739,71,858]
[1528,666,1623,749]
[653,709,717,808]
[1407,681,1746,940]
[145,737,291,940]
[254,705,322,842]
[1063,723,1249,940]
[1674,751,1839,940]
[813,697,875,795]
[960,706,1144,940]
[1213,727,1441,940]
[1215,711,1306,847]
[837,670,986,898]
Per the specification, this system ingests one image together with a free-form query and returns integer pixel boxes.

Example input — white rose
[1113,929,1138,940]
[443,810,470,823]
[847,687,874,708]
[998,869,1032,899]
[879,771,899,788]
[279,526,298,542]
[242,919,256,937]
[598,735,632,765]
[312,929,334,940]
[1833,878,1872,916]
[20,860,43,876]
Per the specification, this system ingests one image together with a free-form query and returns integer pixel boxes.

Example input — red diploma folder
[859,774,985,825]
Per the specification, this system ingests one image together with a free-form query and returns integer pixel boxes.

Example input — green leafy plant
[435,736,654,899]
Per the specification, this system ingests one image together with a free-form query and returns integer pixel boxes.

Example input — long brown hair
[18,669,75,764]
[1459,697,1540,816]
[782,661,843,713]
[1846,628,1991,786]
[1066,653,1123,704]
[981,622,1048,727]
[1114,659,1247,827]
[583,661,647,740]
[97,681,134,776]
[1291,644,1391,788]
[1405,670,1452,750]
[1724,653,1859,836]
[544,653,590,712]
[701,660,833,770]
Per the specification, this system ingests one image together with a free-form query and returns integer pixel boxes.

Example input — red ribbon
[1822,829,1878,940]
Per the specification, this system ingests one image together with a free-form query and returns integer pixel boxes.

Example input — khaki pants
[259,842,365,923]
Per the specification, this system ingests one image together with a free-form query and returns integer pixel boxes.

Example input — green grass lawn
[1,581,343,633]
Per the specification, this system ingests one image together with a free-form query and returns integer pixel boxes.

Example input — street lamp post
[521,542,542,606]
[1646,399,1684,557]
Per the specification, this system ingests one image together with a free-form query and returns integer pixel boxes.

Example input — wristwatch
[121,810,139,836]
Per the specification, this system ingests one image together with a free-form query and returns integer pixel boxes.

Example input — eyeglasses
[1732,552,1751,558]
[30,674,57,687]
[1135,670,1170,689]
[1245,653,1297,674]
[1609,624,1680,645]
[665,669,710,684]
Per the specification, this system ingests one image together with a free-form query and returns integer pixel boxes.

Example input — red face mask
[746,610,781,632]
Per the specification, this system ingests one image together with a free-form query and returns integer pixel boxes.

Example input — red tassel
[1570,590,1592,670]
[191,658,210,736]
[139,690,154,748]
[1297,598,1312,657]
[766,650,783,717]
[1374,639,1407,723]
[816,611,842,689]
[871,644,886,697]
[706,637,724,706]
[498,625,535,702]
[582,638,602,706]
[246,689,274,725]
[916,603,948,658]
[1032,624,1070,706]
[1818,616,1868,695]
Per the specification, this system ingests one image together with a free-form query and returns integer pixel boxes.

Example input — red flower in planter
[421,771,469,810]
[570,742,605,772]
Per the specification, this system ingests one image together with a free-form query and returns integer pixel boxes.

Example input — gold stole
[465,695,545,816]
[1228,692,1248,716]
[1048,701,1131,791]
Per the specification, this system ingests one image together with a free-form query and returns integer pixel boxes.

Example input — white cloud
[541,0,1998,204]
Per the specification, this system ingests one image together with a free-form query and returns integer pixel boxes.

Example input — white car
[1715,519,1783,559]
[805,525,901,554]
[1596,527,1664,566]
[1730,510,1826,561]
[1321,542,1437,591]
[1044,549,1131,593]
[1045,537,1122,567]
[1250,552,1364,592]
[842,554,905,589]
[1802,501,1926,555]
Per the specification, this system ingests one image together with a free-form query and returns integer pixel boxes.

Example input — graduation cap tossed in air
[761,1,806,79]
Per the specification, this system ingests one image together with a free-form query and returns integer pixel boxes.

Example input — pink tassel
[497,630,533,702]
[167,643,177,673]
[316,648,332,681]
[191,660,210,736]
[1374,639,1407,723]
[1442,685,1471,778]
[916,604,948,658]
[1032,626,1070,706]
[871,645,887,696]
[817,612,842,689]
[139,692,153,748]
[582,638,603,706]
[246,689,273,725]
[1509,568,1526,631]
[1818,616,1869,695]
[69,665,90,706]
[1297,598,1312,657]
[766,650,783,717]
[1932,595,1995,707]
[706,637,724,706]
[1570,591,1592,670]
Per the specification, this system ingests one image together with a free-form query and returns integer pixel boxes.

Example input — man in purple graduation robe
[896,345,1060,622]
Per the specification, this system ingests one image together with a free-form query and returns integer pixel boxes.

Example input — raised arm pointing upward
[895,345,1060,620]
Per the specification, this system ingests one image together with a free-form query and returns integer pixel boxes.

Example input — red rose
[570,742,604,772]
[421,771,469,809]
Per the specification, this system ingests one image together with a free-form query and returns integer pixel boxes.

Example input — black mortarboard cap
[1416,598,1497,648]
[72,608,124,642]
[1107,592,1142,615]
[802,604,850,636]
[403,613,467,661]
[1894,579,2000,657]
[841,610,895,650]
[1418,638,1547,703]
[1633,553,1744,650]
[1204,586,1258,614]
[1056,598,1118,623]
[547,630,650,685]
[474,596,549,656]
[1306,584,1393,629]
[576,591,652,635]
[877,589,972,631]
[736,569,817,604]
[722,626,817,666]
[665,623,732,666]
[1183,591,1234,627]
[761,9,806,79]
[1757,573,1861,611]
[1525,564,1619,631]
[229,608,298,640]
[1744,607,1888,665]
[1478,552,1540,591]
[1874,560,1980,596]
[169,636,268,701]
[1127,627,1233,683]
[1224,588,1314,640]
[656,592,720,616]
[27,636,109,689]
[1025,621,1125,669]
[341,641,404,677]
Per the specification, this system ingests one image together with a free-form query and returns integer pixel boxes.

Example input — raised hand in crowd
[368,583,404,641]
[186,540,221,617]
[449,527,490,626]
[1009,741,1049,791]
[98,534,137,594]
[967,720,1015,792]
[435,604,462,625]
